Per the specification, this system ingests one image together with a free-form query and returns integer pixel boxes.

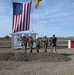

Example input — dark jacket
[50,37,57,46]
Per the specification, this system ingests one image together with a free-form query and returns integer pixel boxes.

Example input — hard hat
[29,34,31,36]
[36,36,38,39]
[44,34,46,36]
[22,34,24,36]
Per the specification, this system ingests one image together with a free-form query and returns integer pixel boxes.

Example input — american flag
[12,1,32,33]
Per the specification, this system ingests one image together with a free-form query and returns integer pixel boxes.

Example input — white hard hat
[36,36,38,39]
[29,34,31,36]
[22,34,24,36]
[44,34,46,36]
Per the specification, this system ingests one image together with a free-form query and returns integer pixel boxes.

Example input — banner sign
[12,33,36,49]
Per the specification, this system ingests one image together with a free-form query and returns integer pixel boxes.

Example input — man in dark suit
[50,34,57,53]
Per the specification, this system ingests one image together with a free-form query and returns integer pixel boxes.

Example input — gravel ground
[0,48,74,75]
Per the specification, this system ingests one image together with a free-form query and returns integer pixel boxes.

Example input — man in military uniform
[27,34,34,53]
[42,35,48,52]
[50,34,57,53]
[20,34,27,52]
[35,37,40,53]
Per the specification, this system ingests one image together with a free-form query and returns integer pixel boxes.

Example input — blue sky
[0,0,74,37]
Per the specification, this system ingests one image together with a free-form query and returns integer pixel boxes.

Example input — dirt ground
[0,48,74,75]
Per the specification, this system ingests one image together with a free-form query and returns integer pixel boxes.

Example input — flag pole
[30,0,34,32]
[31,15,34,32]
[12,0,13,33]
[31,0,42,32]
[11,0,14,49]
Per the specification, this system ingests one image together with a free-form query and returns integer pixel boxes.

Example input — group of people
[20,34,33,53]
[20,34,57,53]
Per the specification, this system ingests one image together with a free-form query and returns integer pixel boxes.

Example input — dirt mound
[0,52,71,62]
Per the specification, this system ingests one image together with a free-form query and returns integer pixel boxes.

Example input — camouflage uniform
[20,36,27,52]
[28,36,33,53]
[42,36,48,52]
[35,38,40,53]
